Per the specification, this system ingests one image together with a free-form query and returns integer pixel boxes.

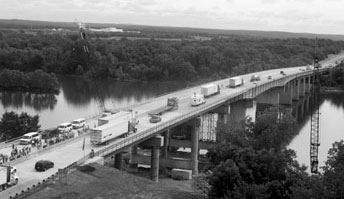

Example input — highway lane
[1,53,344,198]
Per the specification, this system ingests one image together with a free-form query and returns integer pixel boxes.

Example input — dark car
[35,160,54,171]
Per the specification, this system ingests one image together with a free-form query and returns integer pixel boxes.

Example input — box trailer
[191,93,206,106]
[0,166,18,190]
[98,111,131,126]
[91,111,138,145]
[201,84,220,98]
[229,77,243,88]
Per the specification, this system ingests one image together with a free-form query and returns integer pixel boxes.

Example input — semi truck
[90,110,139,145]
[191,93,206,106]
[98,111,131,126]
[201,84,220,98]
[250,75,261,82]
[0,165,18,191]
[148,97,179,116]
[229,77,244,88]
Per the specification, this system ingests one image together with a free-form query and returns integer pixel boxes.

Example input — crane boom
[77,22,106,113]
[310,40,321,173]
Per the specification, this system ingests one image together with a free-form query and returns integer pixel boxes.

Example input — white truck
[98,111,131,126]
[191,93,206,106]
[90,110,139,145]
[229,77,244,88]
[201,84,220,98]
[0,165,18,191]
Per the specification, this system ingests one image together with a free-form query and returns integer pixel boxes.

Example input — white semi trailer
[98,111,131,126]
[229,77,244,88]
[91,110,139,145]
[0,166,18,191]
[201,84,220,98]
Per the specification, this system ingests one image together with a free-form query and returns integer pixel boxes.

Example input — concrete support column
[151,146,160,182]
[299,78,306,97]
[292,79,300,101]
[279,82,293,105]
[114,152,123,170]
[191,117,201,176]
[130,145,138,164]
[161,130,170,158]
[212,104,230,124]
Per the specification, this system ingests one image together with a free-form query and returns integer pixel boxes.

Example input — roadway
[1,52,344,198]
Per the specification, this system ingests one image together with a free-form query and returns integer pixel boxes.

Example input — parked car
[19,132,41,145]
[267,75,272,80]
[57,122,72,132]
[71,118,86,129]
[35,160,54,172]
[280,71,286,75]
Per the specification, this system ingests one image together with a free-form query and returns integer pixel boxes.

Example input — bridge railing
[94,92,244,158]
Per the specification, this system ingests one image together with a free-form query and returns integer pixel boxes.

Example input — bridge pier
[140,135,164,182]
[299,78,306,97]
[161,130,170,158]
[280,82,293,105]
[229,99,256,124]
[151,146,160,182]
[191,117,201,176]
[114,152,123,170]
[292,79,300,101]
[212,104,230,124]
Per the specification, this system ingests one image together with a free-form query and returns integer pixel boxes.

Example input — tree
[0,111,40,141]
[322,140,344,199]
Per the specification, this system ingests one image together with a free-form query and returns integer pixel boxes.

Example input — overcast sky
[0,0,343,34]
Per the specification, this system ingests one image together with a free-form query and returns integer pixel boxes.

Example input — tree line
[0,69,59,93]
[1,30,344,83]
[193,107,344,199]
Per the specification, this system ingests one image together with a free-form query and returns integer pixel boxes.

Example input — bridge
[1,53,344,198]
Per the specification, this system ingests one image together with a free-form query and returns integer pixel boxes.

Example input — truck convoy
[191,93,206,106]
[90,110,139,145]
[229,77,244,88]
[0,165,18,191]
[201,84,220,98]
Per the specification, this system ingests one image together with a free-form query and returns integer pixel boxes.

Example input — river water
[0,76,343,171]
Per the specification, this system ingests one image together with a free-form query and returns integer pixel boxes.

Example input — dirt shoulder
[19,163,201,199]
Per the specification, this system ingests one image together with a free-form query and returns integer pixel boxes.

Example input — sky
[0,0,343,35]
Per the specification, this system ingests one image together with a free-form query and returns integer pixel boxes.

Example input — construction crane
[310,38,321,174]
[77,22,106,114]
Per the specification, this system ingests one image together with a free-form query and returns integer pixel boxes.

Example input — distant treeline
[1,29,344,83]
[0,69,59,93]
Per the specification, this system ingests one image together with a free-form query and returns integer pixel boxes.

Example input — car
[267,75,272,80]
[280,71,286,75]
[71,118,86,129]
[57,122,72,133]
[19,132,41,145]
[35,160,54,171]
[149,115,162,123]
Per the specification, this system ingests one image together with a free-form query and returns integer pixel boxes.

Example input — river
[0,76,343,172]
[0,76,186,129]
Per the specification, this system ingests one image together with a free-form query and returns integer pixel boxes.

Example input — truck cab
[191,93,206,106]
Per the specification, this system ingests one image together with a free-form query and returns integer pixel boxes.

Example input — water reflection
[59,76,185,106]
[0,92,57,111]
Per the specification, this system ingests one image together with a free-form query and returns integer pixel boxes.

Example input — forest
[193,107,344,199]
[1,27,344,84]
